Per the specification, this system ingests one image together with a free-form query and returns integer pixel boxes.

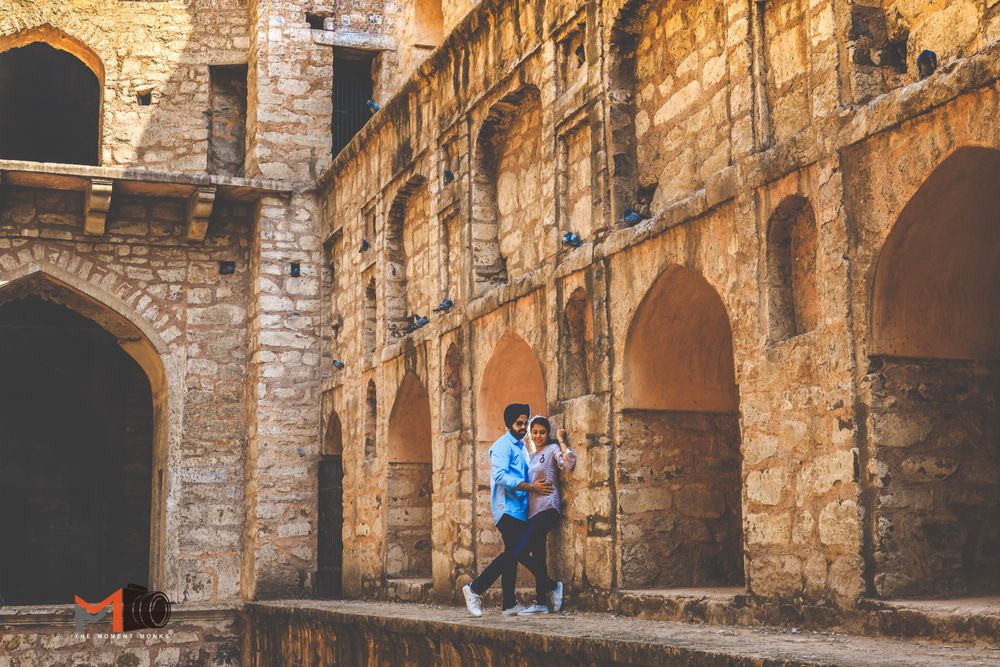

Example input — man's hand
[530,477,554,495]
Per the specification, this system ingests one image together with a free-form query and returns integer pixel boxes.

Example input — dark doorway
[0,42,101,165]
[316,455,344,598]
[0,296,152,605]
[332,49,376,155]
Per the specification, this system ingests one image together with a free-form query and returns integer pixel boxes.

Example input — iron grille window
[333,51,376,155]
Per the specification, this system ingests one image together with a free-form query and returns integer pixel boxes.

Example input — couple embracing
[462,403,576,616]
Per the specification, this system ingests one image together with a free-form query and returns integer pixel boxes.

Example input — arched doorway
[0,38,102,165]
[475,334,546,567]
[868,147,1000,598]
[385,372,433,579]
[0,295,153,604]
[317,410,344,598]
[619,265,744,589]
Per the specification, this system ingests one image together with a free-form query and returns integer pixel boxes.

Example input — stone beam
[186,186,216,242]
[83,177,114,235]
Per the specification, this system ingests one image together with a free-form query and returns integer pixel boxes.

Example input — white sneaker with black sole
[548,580,564,612]
[462,584,483,617]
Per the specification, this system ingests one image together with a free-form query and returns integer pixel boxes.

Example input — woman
[518,415,576,614]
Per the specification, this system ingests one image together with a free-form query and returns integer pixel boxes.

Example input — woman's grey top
[527,442,577,518]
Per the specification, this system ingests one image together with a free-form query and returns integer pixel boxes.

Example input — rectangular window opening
[333,48,378,155]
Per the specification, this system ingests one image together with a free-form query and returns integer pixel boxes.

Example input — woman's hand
[557,428,569,450]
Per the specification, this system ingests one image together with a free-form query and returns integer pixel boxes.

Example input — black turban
[503,403,531,429]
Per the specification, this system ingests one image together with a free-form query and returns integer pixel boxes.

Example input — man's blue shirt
[489,430,529,524]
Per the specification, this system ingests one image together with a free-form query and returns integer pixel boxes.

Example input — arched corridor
[0,296,152,604]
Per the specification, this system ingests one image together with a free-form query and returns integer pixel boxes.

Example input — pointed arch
[0,25,104,165]
[472,86,542,294]
[766,195,819,343]
[477,332,546,439]
[385,372,434,578]
[619,264,743,589]
[624,264,737,412]
[0,265,170,599]
[867,146,1000,599]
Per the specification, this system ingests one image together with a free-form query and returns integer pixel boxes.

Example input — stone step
[246,600,1000,666]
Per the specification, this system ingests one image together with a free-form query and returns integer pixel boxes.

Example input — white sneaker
[517,603,550,615]
[462,584,483,617]
[501,602,526,617]
[548,580,564,612]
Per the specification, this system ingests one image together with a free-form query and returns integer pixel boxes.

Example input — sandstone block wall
[318,0,1000,613]
[0,1,249,172]
[0,186,253,603]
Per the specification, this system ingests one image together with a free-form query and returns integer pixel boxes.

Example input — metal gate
[316,455,344,598]
[333,51,376,155]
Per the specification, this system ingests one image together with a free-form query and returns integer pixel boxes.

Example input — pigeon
[366,98,381,112]
[443,169,455,185]
[916,50,937,79]
[623,207,641,226]
[413,315,430,329]
[562,231,582,248]
[575,44,586,66]
[359,238,370,252]
[333,360,345,369]
[433,298,454,313]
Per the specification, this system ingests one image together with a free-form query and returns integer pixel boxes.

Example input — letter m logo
[74,588,123,633]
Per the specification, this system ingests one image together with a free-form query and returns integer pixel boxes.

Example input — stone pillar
[246,0,333,182]
[242,194,324,598]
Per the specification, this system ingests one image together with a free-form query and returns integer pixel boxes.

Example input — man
[462,403,554,616]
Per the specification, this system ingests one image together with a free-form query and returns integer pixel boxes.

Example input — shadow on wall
[0,7,249,174]
[867,146,1000,599]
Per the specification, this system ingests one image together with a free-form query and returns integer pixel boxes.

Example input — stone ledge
[244,599,999,666]
[0,601,240,628]
[0,159,293,200]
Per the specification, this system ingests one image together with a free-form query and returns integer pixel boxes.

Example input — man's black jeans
[469,513,554,610]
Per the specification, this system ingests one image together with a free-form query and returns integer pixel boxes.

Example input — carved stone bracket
[186,186,217,242]
[84,177,114,235]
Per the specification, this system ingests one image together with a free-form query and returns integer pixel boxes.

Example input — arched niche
[766,195,819,343]
[385,372,433,579]
[472,87,542,294]
[323,410,344,456]
[0,27,104,165]
[619,265,743,589]
[624,265,737,412]
[474,333,546,568]
[867,146,1000,598]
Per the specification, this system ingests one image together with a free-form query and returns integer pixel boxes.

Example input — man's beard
[511,427,527,439]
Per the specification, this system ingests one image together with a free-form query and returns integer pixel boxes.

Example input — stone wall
[618,410,743,589]
[318,0,1000,614]
[868,358,1000,599]
[0,605,240,667]
[0,1,249,172]
[0,185,252,604]
[386,462,434,578]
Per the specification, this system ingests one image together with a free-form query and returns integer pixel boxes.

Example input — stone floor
[247,599,1000,666]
